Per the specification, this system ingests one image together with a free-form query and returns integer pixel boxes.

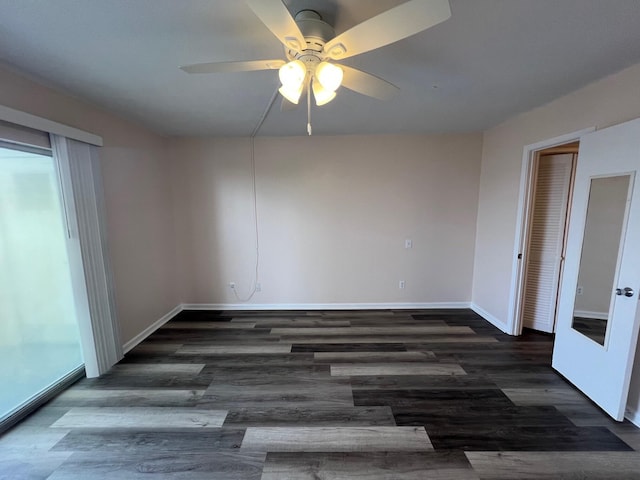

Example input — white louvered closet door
[522,154,574,333]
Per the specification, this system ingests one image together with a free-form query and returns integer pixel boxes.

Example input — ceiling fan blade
[180,59,285,74]
[246,0,306,52]
[323,0,451,60]
[340,66,399,101]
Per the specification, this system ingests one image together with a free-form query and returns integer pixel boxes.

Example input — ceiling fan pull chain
[307,79,312,136]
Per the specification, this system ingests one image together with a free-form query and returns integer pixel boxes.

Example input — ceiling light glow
[312,79,336,106]
[315,62,343,92]
[279,83,304,104]
[279,60,306,88]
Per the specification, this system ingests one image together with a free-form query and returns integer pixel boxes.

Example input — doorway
[519,142,578,333]
[507,128,594,336]
[506,121,640,423]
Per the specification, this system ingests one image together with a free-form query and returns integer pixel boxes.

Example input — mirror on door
[571,174,632,345]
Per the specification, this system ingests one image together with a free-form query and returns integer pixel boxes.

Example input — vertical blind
[51,135,122,377]
[0,118,118,377]
[0,119,51,150]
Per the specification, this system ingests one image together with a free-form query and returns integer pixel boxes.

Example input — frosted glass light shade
[279,60,306,88]
[279,82,304,104]
[315,62,343,92]
[312,79,336,106]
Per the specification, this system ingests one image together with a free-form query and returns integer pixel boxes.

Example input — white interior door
[553,117,640,420]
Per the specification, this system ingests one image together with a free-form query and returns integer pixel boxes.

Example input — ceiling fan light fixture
[184,0,454,134]
[279,82,304,104]
[279,60,306,88]
[315,62,343,92]
[312,79,336,106]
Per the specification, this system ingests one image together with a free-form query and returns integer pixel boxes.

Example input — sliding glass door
[0,143,83,421]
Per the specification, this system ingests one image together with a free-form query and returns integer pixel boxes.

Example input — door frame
[506,127,594,336]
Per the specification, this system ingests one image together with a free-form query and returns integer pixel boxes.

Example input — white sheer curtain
[51,135,122,377]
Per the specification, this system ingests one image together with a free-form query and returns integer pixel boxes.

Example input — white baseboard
[122,304,183,353]
[573,310,608,320]
[180,302,471,311]
[625,406,640,428]
[470,303,510,334]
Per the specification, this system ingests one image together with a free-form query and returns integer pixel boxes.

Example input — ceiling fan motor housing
[287,10,335,70]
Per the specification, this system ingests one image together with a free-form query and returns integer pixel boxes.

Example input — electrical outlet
[576,285,583,295]
[399,280,405,289]
[404,239,412,249]
[255,283,261,292]
[229,282,236,289]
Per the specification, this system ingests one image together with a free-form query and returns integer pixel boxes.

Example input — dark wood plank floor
[2,309,640,479]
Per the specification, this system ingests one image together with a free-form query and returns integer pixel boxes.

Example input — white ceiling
[2,0,640,137]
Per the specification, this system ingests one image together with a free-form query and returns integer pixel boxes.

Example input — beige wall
[472,62,640,422]
[170,133,482,306]
[472,62,640,327]
[0,66,179,344]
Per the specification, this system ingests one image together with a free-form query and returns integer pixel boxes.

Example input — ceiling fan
[181,0,451,134]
